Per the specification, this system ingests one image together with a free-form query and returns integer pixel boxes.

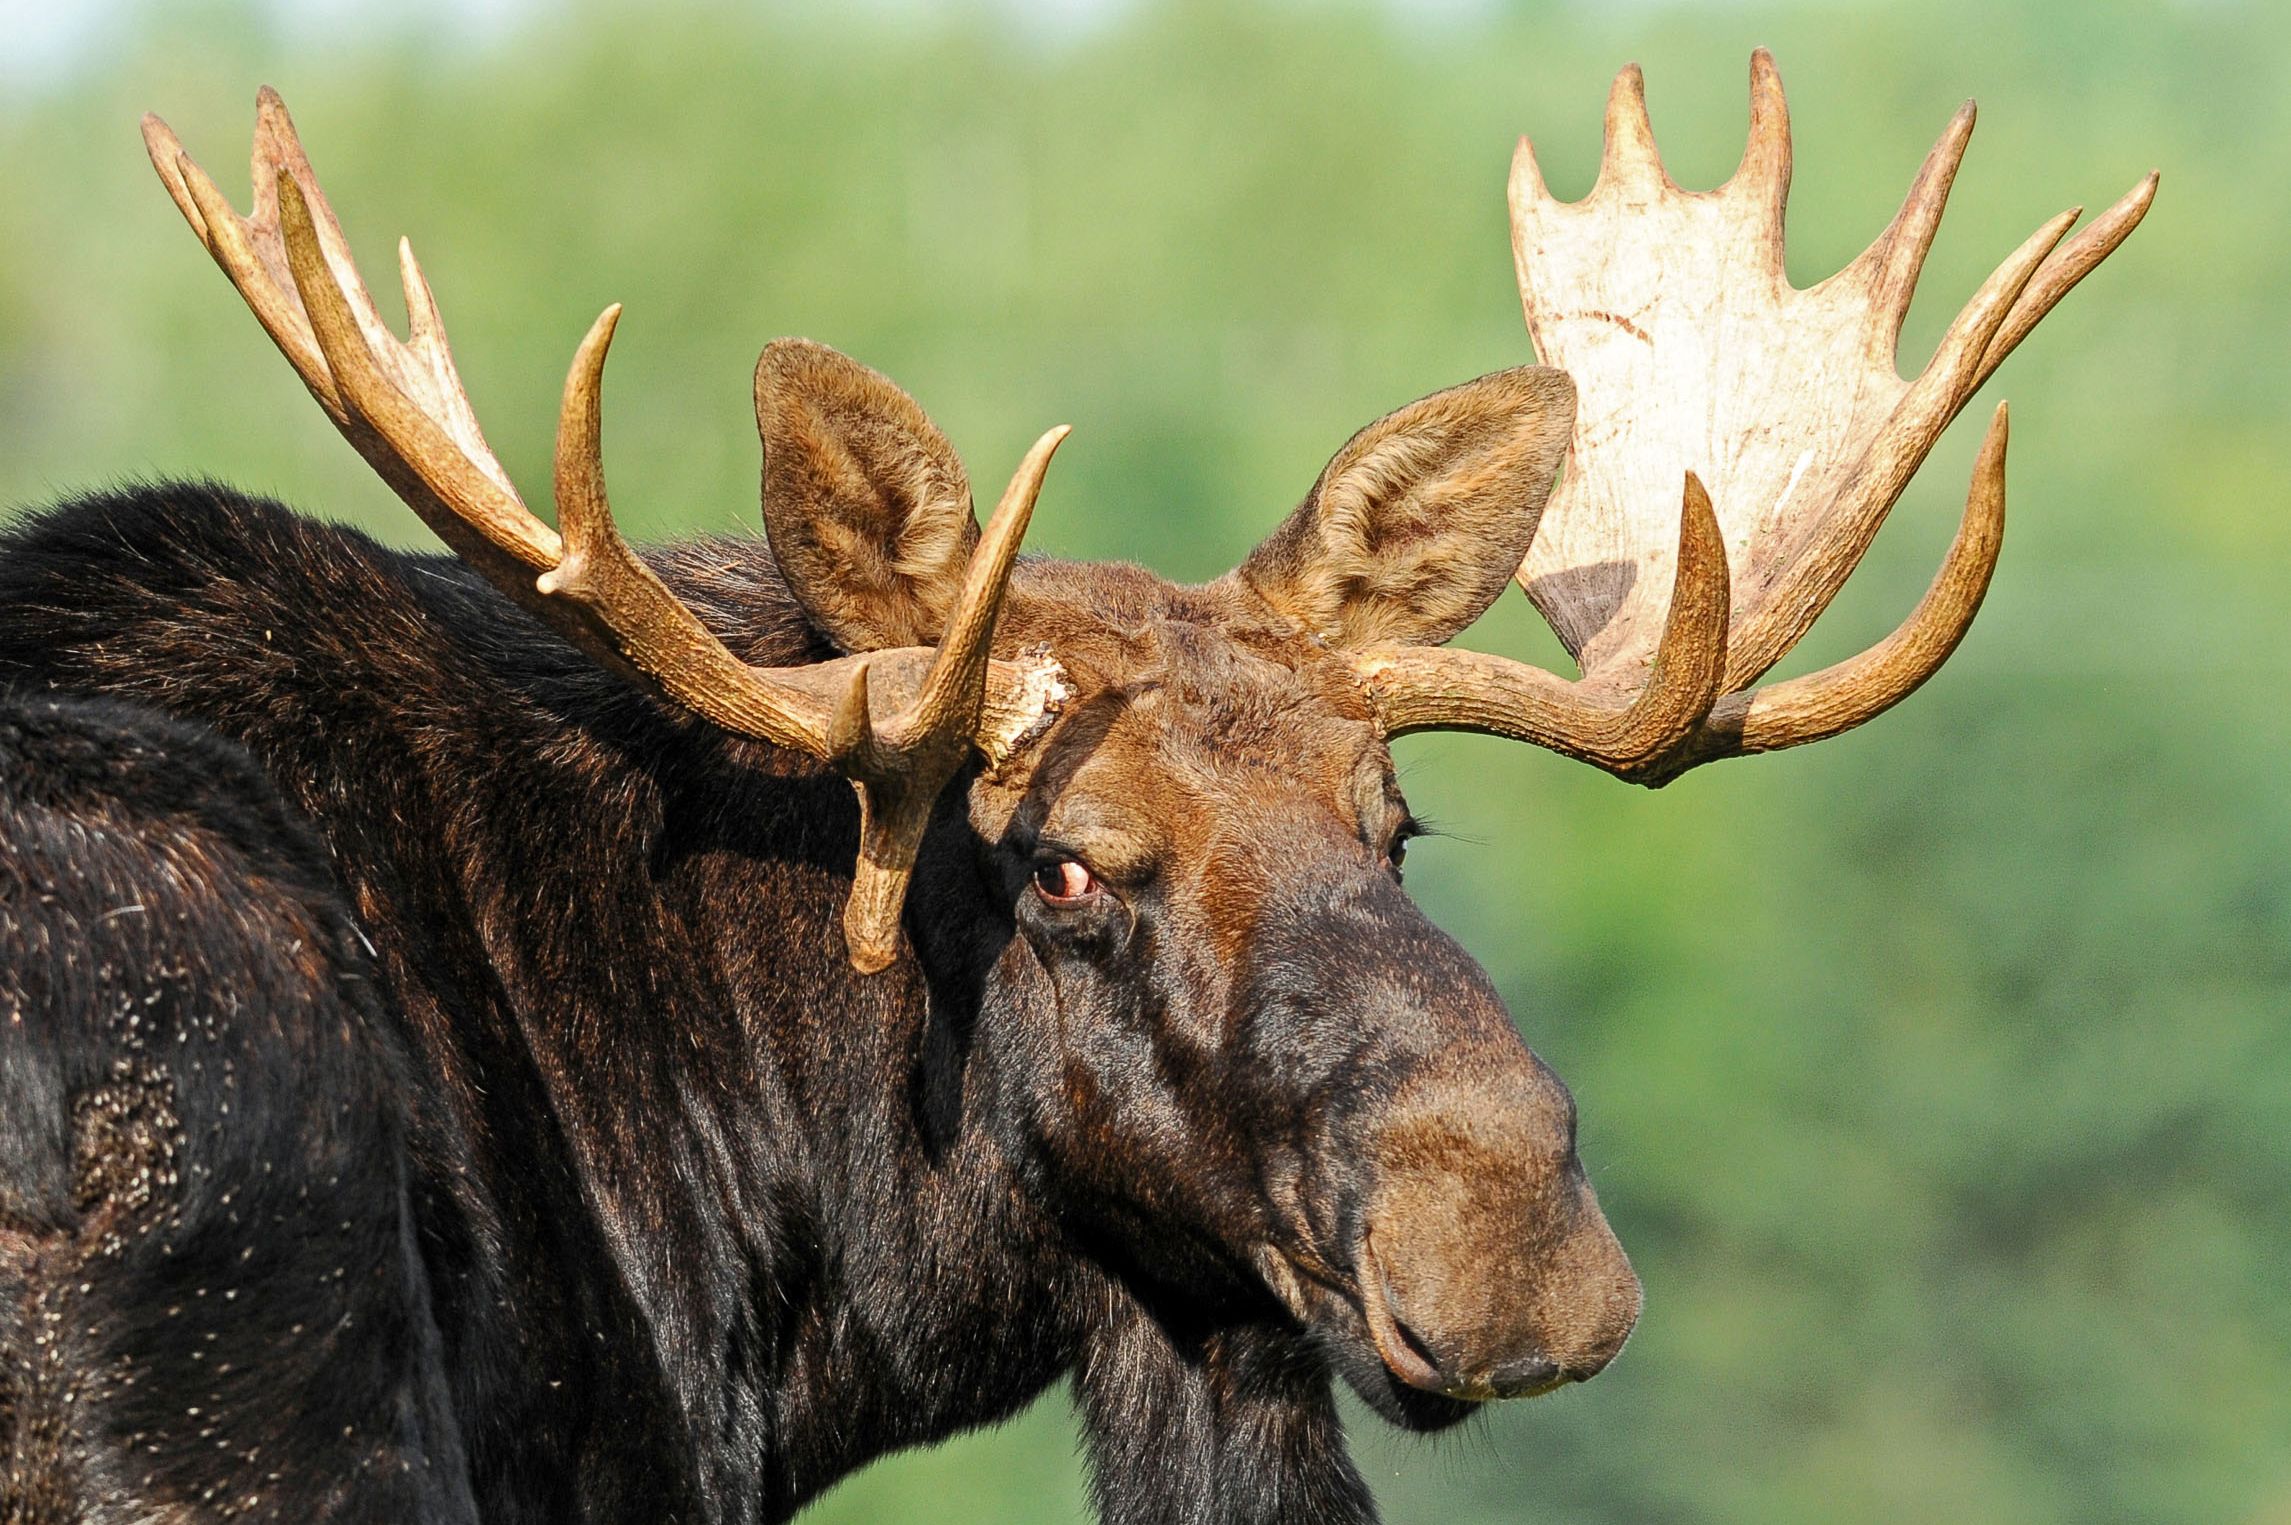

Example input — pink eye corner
[1032,859,1100,904]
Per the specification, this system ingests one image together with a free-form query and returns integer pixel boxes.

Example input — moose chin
[0,50,2148,1525]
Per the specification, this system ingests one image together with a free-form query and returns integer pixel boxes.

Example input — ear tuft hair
[1227,367,1575,649]
[755,338,978,653]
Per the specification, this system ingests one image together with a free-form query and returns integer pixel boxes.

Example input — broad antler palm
[1355,51,2156,782]
[143,91,1071,971]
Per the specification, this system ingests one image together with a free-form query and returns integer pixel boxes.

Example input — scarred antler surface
[1358,51,2155,782]
[143,90,1070,971]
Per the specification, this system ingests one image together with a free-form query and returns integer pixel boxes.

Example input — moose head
[139,53,2150,1435]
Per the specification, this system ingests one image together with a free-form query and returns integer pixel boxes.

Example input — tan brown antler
[1355,51,2156,782]
[143,90,1070,972]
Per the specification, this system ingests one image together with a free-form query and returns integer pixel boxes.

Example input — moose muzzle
[1354,1061,1640,1401]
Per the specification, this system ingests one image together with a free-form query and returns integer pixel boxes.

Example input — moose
[0,53,2151,1524]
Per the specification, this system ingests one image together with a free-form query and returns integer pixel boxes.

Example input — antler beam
[145,90,1069,970]
[1355,473,1730,774]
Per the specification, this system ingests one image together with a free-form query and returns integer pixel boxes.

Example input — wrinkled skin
[0,344,1635,1523]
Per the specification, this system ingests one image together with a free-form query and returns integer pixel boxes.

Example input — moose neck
[432,537,1106,1508]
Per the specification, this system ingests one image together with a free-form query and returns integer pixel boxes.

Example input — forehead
[1000,558,1393,821]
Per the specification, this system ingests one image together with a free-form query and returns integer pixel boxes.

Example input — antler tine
[256,87,523,508]
[149,89,560,583]
[275,172,564,584]
[393,239,524,504]
[1723,47,1793,231]
[1357,474,1729,778]
[1509,134,1552,209]
[1974,171,2159,392]
[252,89,370,359]
[1852,100,1977,348]
[1651,402,2008,782]
[144,116,336,427]
[543,303,857,754]
[142,115,205,236]
[833,426,1069,972]
[898,426,1070,756]
[398,235,451,351]
[1725,201,2074,690]
[159,91,1074,971]
[827,661,885,774]
[554,307,1071,766]
[1595,63,1671,195]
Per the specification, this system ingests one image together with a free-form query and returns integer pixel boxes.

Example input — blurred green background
[3,0,2284,1519]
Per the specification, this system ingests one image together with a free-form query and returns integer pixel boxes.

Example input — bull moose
[0,53,2151,1524]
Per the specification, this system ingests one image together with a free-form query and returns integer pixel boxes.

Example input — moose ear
[1229,367,1575,649]
[754,338,979,652]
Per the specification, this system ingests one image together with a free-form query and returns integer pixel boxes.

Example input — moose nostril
[1384,1302,1445,1382]
[1357,1233,1448,1394]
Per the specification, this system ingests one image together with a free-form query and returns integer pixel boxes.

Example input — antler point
[1508,134,1554,205]
[828,658,877,765]
[1598,58,1668,191]
[254,86,294,135]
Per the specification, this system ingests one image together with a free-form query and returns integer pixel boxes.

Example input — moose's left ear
[1226,367,1575,649]
[755,338,980,653]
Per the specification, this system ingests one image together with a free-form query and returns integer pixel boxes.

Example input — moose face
[742,339,1638,1426]
[960,562,1641,1429]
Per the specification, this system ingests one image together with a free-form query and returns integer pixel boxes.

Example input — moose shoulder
[0,53,2148,1525]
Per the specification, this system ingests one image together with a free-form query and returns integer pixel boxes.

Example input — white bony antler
[1358,51,2156,782]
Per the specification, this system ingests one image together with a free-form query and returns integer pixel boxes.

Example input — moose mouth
[1353,1233,1572,1403]
[1256,1241,1570,1433]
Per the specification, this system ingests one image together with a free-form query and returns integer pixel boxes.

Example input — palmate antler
[1356,51,2156,783]
[142,91,1070,972]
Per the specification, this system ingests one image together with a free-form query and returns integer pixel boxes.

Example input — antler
[1356,51,2156,782]
[143,90,1070,972]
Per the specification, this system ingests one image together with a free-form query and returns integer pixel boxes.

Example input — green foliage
[3,2,2284,1520]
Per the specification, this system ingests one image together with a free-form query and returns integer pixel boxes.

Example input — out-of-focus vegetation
[3,1,2284,1519]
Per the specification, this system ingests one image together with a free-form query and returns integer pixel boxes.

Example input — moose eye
[1032,859,1101,904]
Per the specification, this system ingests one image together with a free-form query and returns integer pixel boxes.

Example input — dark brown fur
[0,353,1632,1523]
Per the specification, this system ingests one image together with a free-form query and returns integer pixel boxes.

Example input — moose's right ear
[1228,366,1576,650]
[755,338,980,653]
